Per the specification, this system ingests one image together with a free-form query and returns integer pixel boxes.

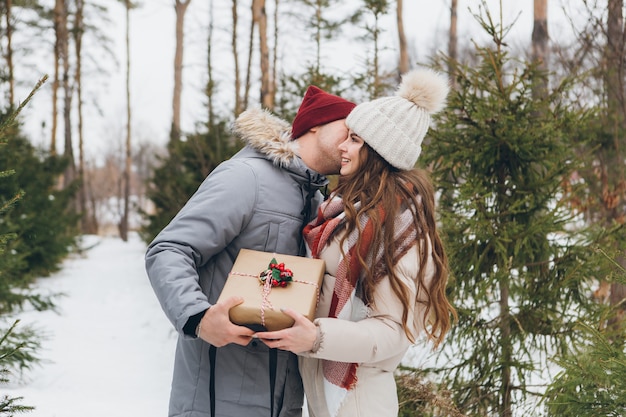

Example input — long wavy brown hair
[331,143,456,348]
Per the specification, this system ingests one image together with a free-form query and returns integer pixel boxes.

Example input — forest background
[1,0,626,416]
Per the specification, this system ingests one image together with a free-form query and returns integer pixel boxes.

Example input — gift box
[217,249,325,331]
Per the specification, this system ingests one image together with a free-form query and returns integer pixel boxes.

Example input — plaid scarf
[303,194,418,416]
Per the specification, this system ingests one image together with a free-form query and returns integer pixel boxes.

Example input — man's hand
[254,308,317,354]
[197,296,255,347]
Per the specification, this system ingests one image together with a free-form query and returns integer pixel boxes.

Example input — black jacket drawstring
[299,170,317,256]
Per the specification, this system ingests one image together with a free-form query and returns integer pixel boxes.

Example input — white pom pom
[396,69,449,114]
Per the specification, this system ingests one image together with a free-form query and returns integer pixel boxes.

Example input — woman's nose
[338,138,348,150]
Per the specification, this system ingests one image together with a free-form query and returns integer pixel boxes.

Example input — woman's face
[338,131,365,176]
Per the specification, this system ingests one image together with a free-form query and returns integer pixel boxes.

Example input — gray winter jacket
[145,108,328,417]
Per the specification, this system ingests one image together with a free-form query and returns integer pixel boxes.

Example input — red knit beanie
[291,86,356,140]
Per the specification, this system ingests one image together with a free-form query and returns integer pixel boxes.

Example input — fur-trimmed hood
[231,108,300,168]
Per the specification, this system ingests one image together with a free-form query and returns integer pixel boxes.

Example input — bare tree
[170,0,192,143]
[119,0,133,241]
[3,0,15,106]
[604,0,626,331]
[272,0,278,104]
[74,0,97,233]
[560,0,626,330]
[60,0,75,188]
[231,0,242,115]
[244,0,255,110]
[396,0,409,77]
[254,0,273,109]
[448,0,457,85]
[532,0,548,97]
[208,0,216,125]
[51,0,63,155]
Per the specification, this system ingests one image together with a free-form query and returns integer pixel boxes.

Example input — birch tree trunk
[171,0,191,142]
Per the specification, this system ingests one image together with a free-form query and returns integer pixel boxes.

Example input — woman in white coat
[256,69,457,417]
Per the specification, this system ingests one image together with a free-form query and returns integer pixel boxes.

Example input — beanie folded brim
[291,86,356,139]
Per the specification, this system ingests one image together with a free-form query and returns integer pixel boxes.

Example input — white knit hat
[346,69,449,170]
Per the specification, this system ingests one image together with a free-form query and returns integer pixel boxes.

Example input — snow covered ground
[2,232,432,417]
[4,233,177,417]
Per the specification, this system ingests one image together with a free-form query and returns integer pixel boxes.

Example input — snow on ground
[2,232,460,417]
[4,233,177,417]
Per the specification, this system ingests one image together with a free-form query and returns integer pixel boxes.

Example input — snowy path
[4,233,177,417]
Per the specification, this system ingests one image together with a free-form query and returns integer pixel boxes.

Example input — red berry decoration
[259,257,294,287]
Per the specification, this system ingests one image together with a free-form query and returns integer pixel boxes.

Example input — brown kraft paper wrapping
[217,248,325,331]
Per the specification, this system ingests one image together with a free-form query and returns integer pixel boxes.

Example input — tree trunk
[119,0,132,241]
[605,0,626,334]
[532,0,548,98]
[499,280,512,417]
[314,1,321,74]
[74,0,95,234]
[61,0,75,189]
[85,160,99,235]
[396,0,409,77]
[170,0,192,143]
[51,0,63,156]
[373,13,381,97]
[272,0,278,103]
[448,0,457,86]
[4,0,14,107]
[497,163,513,417]
[244,0,255,110]
[231,0,242,116]
[606,0,625,121]
[254,0,273,109]
[208,0,215,126]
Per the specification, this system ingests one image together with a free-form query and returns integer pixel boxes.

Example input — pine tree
[420,7,611,416]
[274,0,356,120]
[545,322,626,416]
[140,120,242,243]
[0,119,80,286]
[0,321,35,416]
[0,77,49,417]
[544,256,626,416]
[352,0,395,99]
[0,75,74,312]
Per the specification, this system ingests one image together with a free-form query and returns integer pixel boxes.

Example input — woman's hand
[254,307,318,354]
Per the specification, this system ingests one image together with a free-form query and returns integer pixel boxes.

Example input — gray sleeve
[145,160,258,333]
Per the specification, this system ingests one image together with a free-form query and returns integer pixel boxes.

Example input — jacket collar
[231,108,328,188]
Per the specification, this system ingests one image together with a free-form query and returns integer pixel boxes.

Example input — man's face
[314,119,350,175]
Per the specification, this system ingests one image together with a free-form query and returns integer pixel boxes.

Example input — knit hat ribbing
[291,86,356,140]
[346,69,449,170]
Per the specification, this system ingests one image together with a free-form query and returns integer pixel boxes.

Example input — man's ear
[308,126,320,134]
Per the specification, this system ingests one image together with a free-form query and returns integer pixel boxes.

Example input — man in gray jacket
[145,86,355,417]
